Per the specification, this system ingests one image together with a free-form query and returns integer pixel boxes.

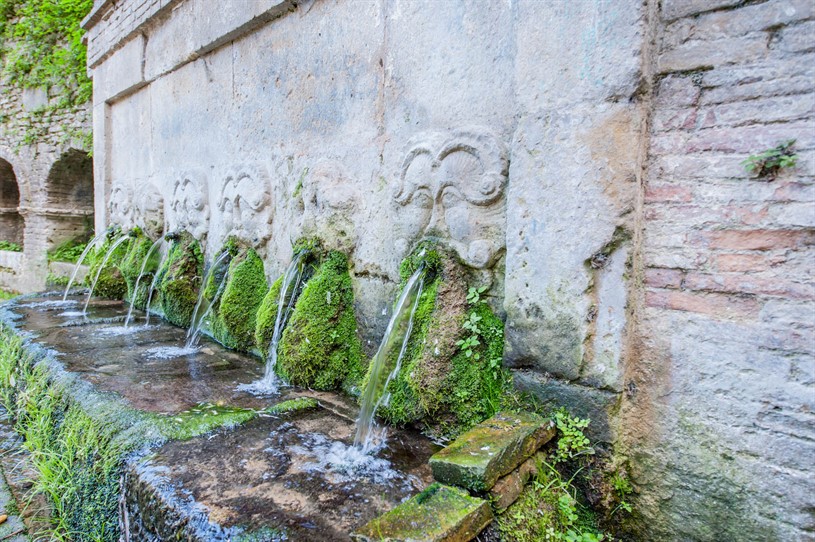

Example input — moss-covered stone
[276,251,364,392]
[370,243,513,440]
[119,233,159,309]
[209,246,268,352]
[429,412,555,492]
[84,227,130,300]
[254,274,284,358]
[157,232,203,328]
[351,483,493,542]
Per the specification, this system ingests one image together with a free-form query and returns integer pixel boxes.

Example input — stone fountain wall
[82,0,814,540]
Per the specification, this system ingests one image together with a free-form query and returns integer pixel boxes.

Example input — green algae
[276,250,364,392]
[209,246,268,352]
[156,232,203,328]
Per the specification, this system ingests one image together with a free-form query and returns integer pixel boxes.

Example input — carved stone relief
[134,180,165,238]
[218,163,273,247]
[169,169,210,240]
[302,159,360,251]
[108,181,134,228]
[394,127,508,268]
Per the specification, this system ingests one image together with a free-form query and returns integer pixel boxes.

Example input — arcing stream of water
[82,234,131,315]
[185,251,231,349]
[239,250,309,396]
[124,238,164,327]
[62,232,106,302]
[353,266,425,453]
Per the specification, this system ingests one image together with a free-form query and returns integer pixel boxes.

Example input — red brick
[646,288,760,319]
[715,253,787,273]
[706,230,815,251]
[645,268,685,289]
[683,272,815,300]
[645,184,693,203]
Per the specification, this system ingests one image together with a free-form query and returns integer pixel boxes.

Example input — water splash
[185,251,231,349]
[144,345,200,360]
[239,251,308,396]
[82,234,131,314]
[125,238,164,327]
[353,267,425,453]
[62,232,106,301]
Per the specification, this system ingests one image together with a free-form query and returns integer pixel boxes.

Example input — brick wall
[624,0,815,539]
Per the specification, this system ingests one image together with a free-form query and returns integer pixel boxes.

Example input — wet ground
[4,293,438,540]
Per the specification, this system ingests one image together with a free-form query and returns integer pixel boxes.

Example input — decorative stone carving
[394,127,508,268]
[134,181,165,238]
[169,169,210,240]
[302,160,359,251]
[218,163,273,247]
[108,181,134,228]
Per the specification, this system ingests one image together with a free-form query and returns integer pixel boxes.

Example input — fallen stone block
[429,411,555,492]
[351,483,493,542]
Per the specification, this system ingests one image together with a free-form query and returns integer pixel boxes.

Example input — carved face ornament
[395,129,508,268]
[170,170,210,239]
[108,182,134,227]
[218,165,272,247]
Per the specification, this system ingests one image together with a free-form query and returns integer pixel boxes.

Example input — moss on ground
[157,232,203,328]
[209,245,268,352]
[276,251,364,392]
[370,243,513,441]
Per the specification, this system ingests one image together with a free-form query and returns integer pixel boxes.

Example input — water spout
[353,267,425,453]
[124,238,164,327]
[144,247,169,326]
[185,251,231,349]
[239,250,308,395]
[62,232,106,301]
[82,234,130,314]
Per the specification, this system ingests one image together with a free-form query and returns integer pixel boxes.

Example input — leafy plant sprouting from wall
[742,139,798,180]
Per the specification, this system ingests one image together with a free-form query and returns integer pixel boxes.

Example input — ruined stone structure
[1,0,797,538]
[0,81,93,292]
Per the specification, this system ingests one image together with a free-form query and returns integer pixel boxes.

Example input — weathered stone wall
[82,0,814,539]
[623,0,815,539]
[0,74,92,292]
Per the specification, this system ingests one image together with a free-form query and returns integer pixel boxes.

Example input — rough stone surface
[351,483,492,542]
[429,412,555,493]
[488,452,542,512]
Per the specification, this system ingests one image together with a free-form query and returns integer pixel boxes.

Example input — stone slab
[351,483,492,542]
[429,412,555,492]
[488,452,542,512]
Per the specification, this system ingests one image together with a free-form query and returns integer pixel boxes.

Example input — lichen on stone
[156,231,203,328]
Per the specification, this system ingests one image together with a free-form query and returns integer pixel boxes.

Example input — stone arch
[43,148,94,248]
[0,157,24,247]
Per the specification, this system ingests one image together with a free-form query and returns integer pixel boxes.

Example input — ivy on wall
[0,0,93,105]
[0,0,93,150]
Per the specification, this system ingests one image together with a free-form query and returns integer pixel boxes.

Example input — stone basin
[1,293,439,540]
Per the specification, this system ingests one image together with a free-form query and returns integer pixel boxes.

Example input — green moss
[84,228,130,300]
[254,275,284,358]
[157,232,203,328]
[372,245,512,441]
[209,248,268,352]
[119,234,157,309]
[276,251,364,392]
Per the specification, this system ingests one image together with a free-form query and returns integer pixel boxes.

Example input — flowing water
[353,267,425,453]
[144,248,170,326]
[239,251,308,396]
[125,238,164,327]
[82,234,131,314]
[185,251,231,349]
[62,232,106,301]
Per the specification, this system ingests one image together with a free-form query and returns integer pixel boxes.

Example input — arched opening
[0,158,24,251]
[44,149,94,249]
